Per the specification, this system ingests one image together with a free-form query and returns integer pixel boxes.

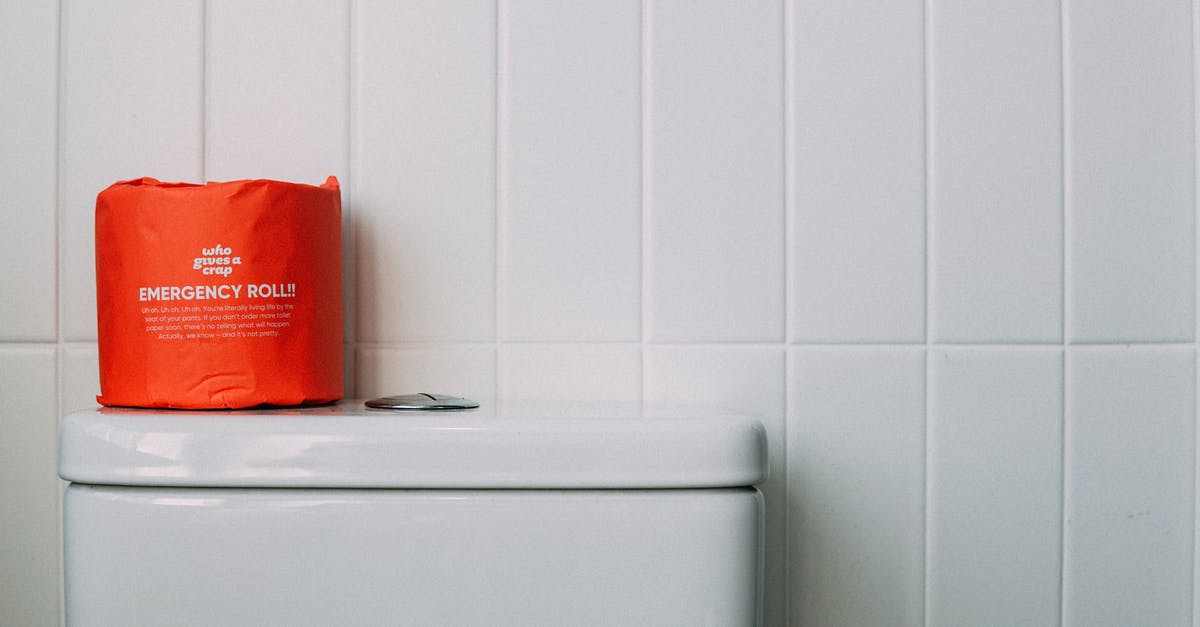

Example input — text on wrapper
[138,283,297,302]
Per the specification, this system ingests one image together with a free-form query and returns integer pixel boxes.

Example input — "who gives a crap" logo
[193,244,241,276]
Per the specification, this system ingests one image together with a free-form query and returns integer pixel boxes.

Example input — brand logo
[193,244,242,276]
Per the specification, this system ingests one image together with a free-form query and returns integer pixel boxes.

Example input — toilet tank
[59,400,766,627]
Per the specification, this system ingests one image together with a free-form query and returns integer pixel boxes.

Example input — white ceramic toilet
[59,398,766,626]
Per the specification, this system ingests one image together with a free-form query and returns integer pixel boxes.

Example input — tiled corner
[928,0,1063,343]
[355,345,496,402]
[788,347,925,627]
[0,346,58,627]
[789,0,925,343]
[1065,0,1194,343]
[205,0,348,183]
[1064,346,1194,625]
[352,0,496,343]
[646,0,785,343]
[61,0,205,341]
[646,345,786,627]
[498,0,641,342]
[0,0,57,342]
[498,344,641,403]
[926,347,1062,626]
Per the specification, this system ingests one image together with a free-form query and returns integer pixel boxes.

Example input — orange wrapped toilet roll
[95,176,343,409]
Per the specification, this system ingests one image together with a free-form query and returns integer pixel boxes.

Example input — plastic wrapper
[95,176,343,408]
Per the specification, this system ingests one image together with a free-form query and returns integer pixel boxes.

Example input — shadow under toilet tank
[59,399,766,627]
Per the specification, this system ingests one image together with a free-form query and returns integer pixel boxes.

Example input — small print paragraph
[142,302,295,341]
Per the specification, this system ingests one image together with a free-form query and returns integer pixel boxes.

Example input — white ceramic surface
[64,485,762,627]
[927,348,1063,625]
[788,347,926,627]
[500,0,642,342]
[1066,0,1194,343]
[353,0,497,343]
[1064,347,1195,625]
[59,400,766,489]
[929,0,1063,344]
[789,0,925,344]
[647,0,784,343]
[205,0,347,185]
[0,347,58,627]
[0,0,56,342]
[61,401,764,626]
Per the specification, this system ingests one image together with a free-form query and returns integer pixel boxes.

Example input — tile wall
[1,1,1196,625]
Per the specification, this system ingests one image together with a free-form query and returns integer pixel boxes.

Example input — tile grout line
[640,0,652,403]
[494,0,506,400]
[781,0,795,624]
[922,0,933,623]
[201,0,209,184]
[1059,0,1070,624]
[1193,0,1200,624]
[54,0,65,352]
[54,2,65,625]
[343,340,1200,351]
[782,0,795,352]
[21,339,1200,350]
[345,0,355,396]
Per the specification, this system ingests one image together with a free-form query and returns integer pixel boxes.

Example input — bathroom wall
[1,0,1195,625]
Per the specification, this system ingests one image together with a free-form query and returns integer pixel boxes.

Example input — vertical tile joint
[55,0,67,350]
[494,0,506,399]
[200,0,209,182]
[1059,1,1071,624]
[344,0,355,395]
[639,0,652,399]
[54,6,66,624]
[921,0,933,623]
[1192,1,1200,622]
[780,3,795,623]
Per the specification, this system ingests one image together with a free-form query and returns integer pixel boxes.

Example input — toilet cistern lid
[58,399,767,490]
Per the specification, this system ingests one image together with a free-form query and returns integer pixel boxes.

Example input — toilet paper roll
[95,176,343,409]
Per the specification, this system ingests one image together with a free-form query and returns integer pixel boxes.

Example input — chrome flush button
[365,393,480,411]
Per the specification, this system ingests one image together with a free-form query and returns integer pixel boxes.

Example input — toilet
[59,398,766,626]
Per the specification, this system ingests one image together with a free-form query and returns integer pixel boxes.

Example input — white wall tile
[1066,0,1194,343]
[499,344,640,402]
[353,0,495,343]
[62,344,99,413]
[355,345,495,402]
[929,0,1063,343]
[789,347,925,627]
[646,346,786,627]
[927,348,1062,626]
[0,0,57,342]
[790,0,925,343]
[61,0,205,341]
[499,0,641,342]
[1064,347,1194,626]
[0,347,58,627]
[206,0,348,184]
[647,0,785,342]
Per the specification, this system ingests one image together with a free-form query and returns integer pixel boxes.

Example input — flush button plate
[364,393,480,411]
